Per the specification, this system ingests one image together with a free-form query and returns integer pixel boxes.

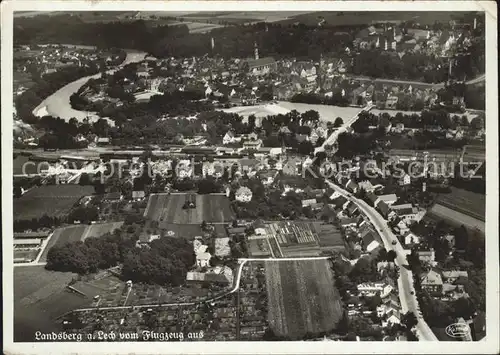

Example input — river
[32,50,147,123]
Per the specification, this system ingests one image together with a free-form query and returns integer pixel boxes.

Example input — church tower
[254,42,259,60]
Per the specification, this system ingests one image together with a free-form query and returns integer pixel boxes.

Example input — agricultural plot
[81,221,124,241]
[265,260,343,339]
[277,11,465,26]
[248,238,272,257]
[436,187,485,222]
[125,283,212,306]
[14,249,41,263]
[313,223,346,252]
[14,185,94,221]
[145,193,234,224]
[428,203,485,234]
[38,225,88,262]
[14,265,82,341]
[264,221,329,257]
[13,154,40,175]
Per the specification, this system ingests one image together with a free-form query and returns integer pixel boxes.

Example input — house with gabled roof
[345,179,359,193]
[362,230,382,253]
[420,268,443,295]
[345,201,359,217]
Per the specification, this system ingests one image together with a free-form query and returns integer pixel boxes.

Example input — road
[349,73,485,88]
[465,73,485,85]
[315,103,375,155]
[325,179,438,341]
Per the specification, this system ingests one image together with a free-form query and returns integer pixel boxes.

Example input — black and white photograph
[2,1,498,354]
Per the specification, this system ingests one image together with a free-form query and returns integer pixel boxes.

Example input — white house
[375,194,398,206]
[302,198,317,208]
[396,219,410,235]
[358,180,376,192]
[254,226,267,236]
[243,139,263,150]
[193,239,211,268]
[399,173,411,186]
[357,282,393,298]
[381,309,402,327]
[223,131,241,145]
[404,232,421,246]
[235,186,253,203]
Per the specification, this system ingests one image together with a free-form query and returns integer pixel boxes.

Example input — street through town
[325,179,438,341]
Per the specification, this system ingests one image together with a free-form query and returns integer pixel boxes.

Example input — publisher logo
[445,323,471,339]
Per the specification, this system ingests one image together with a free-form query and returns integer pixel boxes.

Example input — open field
[14,265,84,341]
[436,187,485,222]
[427,203,485,234]
[278,101,362,122]
[13,154,41,175]
[312,223,345,252]
[39,222,124,262]
[14,185,95,221]
[222,102,362,123]
[265,260,343,339]
[145,193,235,224]
[81,221,125,241]
[39,225,87,262]
[277,11,471,26]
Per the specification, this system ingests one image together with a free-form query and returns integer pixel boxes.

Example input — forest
[45,223,196,286]
[14,15,355,60]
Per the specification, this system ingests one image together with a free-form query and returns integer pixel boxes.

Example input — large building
[243,42,277,76]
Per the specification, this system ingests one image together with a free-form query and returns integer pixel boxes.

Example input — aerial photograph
[11,10,487,343]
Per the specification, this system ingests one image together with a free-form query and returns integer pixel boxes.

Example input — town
[11,10,486,343]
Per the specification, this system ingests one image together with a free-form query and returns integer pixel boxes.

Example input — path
[315,103,374,155]
[349,73,485,88]
[65,256,331,313]
[325,179,438,341]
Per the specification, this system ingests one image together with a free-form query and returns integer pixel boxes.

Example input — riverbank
[32,50,147,123]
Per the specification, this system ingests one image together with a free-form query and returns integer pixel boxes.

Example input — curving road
[325,179,438,341]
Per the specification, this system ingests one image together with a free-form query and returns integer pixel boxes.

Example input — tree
[453,225,469,250]
[452,297,476,320]
[79,173,92,186]
[14,185,23,198]
[386,250,397,262]
[333,117,344,128]
[470,116,483,130]
[401,311,418,330]
[350,257,377,283]
[297,140,314,156]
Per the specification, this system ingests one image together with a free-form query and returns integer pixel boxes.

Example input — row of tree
[46,224,196,285]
